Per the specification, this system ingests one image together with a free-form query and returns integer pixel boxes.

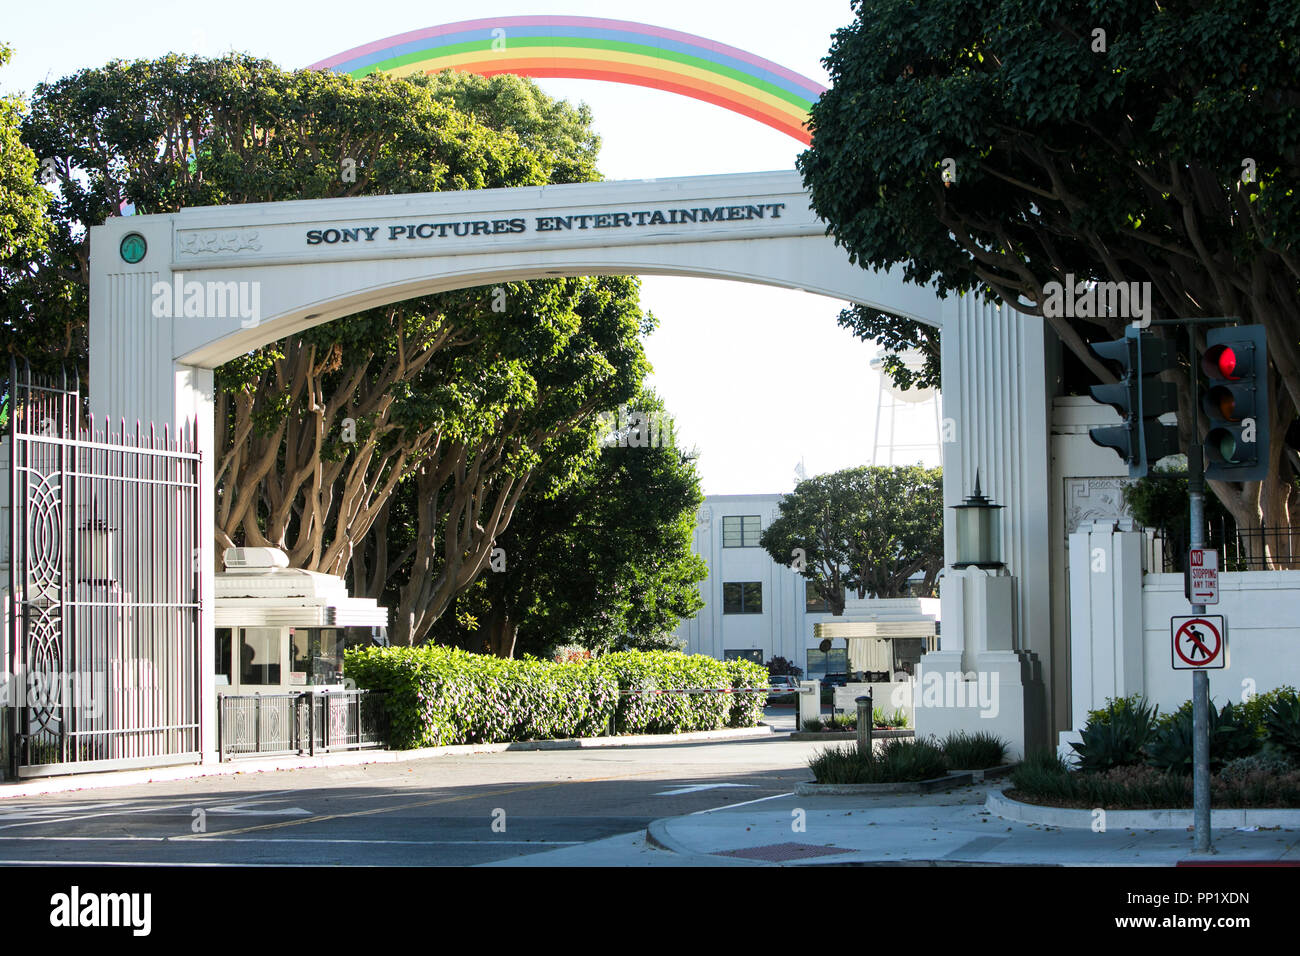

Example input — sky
[1,0,942,494]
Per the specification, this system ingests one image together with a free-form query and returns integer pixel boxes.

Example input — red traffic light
[1203,343,1239,380]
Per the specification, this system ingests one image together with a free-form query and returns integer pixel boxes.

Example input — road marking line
[0,836,580,846]
[691,792,794,815]
[0,835,168,841]
[173,768,668,840]
[655,784,755,796]
[179,838,585,846]
[0,860,320,867]
[0,789,307,831]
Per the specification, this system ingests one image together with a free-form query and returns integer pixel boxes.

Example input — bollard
[855,693,873,757]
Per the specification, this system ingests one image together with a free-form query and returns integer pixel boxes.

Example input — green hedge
[344,646,768,748]
[596,651,767,734]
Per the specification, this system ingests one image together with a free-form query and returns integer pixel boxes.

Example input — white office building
[673,494,940,676]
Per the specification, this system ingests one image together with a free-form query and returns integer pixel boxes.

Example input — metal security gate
[5,363,202,777]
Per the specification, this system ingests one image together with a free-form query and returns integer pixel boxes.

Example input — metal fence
[1152,520,1299,572]
[6,363,202,777]
[217,690,386,760]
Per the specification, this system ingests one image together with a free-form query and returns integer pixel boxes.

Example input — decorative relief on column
[1064,477,1134,539]
[177,230,263,256]
[695,505,712,532]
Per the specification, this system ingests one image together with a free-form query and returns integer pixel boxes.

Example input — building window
[723,581,763,614]
[805,580,828,612]
[724,649,763,664]
[806,646,848,679]
[805,580,845,613]
[722,515,761,548]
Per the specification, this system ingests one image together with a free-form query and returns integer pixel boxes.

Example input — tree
[760,465,944,611]
[429,389,707,658]
[798,0,1300,548]
[16,54,651,643]
[0,42,55,374]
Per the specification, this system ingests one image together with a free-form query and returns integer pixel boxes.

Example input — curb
[0,725,772,799]
[644,819,766,866]
[958,763,1019,783]
[987,789,1300,830]
[788,730,914,742]
[795,772,973,796]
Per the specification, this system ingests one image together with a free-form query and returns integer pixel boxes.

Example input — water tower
[870,350,942,466]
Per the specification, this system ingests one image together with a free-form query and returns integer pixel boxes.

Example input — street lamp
[951,470,1004,569]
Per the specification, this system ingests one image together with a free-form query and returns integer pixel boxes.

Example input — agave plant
[1071,697,1158,772]
[1145,701,1259,774]
[1263,691,1300,761]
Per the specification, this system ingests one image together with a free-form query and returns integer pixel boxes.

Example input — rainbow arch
[310,16,825,144]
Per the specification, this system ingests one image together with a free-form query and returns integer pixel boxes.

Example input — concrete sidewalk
[645,784,1300,866]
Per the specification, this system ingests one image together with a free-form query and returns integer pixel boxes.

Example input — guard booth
[214,547,389,759]
[816,618,940,724]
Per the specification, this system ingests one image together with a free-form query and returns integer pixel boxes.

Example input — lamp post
[951,470,1004,569]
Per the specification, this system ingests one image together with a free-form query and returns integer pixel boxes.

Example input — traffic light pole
[1185,321,1213,854]
[1155,317,1224,854]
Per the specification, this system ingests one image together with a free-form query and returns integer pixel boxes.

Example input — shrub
[726,658,770,728]
[802,717,825,733]
[1144,701,1259,775]
[1262,689,1300,761]
[344,646,766,748]
[808,738,947,785]
[1009,760,1300,810]
[829,712,857,731]
[941,731,1009,769]
[872,706,909,728]
[764,656,803,678]
[345,645,617,749]
[1084,694,1150,729]
[1219,752,1296,783]
[1071,696,1158,772]
[1239,685,1297,738]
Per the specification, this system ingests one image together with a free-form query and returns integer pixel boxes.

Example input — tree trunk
[485,608,519,658]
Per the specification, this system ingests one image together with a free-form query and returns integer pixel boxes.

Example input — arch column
[919,294,1061,755]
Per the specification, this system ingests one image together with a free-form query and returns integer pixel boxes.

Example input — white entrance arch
[88,168,1058,760]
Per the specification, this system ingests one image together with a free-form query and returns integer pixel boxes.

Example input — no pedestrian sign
[1170,615,1227,670]
[1188,548,1220,604]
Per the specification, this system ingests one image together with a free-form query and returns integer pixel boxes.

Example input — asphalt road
[0,730,826,866]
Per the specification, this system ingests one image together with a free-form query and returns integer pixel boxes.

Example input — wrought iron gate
[5,363,202,776]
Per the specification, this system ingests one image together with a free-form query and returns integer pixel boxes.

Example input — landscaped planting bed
[806,731,1010,785]
[1009,688,1300,810]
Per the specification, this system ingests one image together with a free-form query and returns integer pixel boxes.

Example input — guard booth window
[290,628,345,686]
[215,627,232,685]
[239,628,282,685]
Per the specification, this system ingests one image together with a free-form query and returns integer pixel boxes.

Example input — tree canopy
[0,42,54,374]
[799,0,1300,537]
[13,53,653,645]
[759,465,944,611]
[430,389,707,658]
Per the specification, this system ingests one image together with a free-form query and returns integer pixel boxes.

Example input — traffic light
[1201,325,1269,481]
[1088,326,1181,478]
